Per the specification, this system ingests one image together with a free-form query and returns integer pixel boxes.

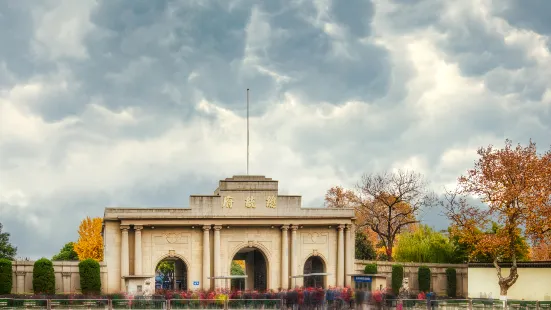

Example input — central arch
[229,245,270,291]
[153,254,190,291]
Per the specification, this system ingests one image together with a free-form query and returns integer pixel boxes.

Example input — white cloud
[32,0,96,60]
[1,0,550,258]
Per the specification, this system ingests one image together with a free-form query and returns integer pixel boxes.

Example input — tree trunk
[386,246,393,261]
[493,256,519,300]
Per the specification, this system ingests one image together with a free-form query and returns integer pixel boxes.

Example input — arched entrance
[230,247,268,291]
[155,257,188,291]
[303,256,325,288]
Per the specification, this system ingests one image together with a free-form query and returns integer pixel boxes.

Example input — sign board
[193,281,200,287]
[353,276,372,283]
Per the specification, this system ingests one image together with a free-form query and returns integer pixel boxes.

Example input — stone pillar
[120,225,130,291]
[290,225,298,288]
[62,272,72,293]
[134,225,143,275]
[16,271,25,294]
[202,225,211,290]
[337,224,345,287]
[213,225,222,289]
[281,225,289,289]
[345,224,353,287]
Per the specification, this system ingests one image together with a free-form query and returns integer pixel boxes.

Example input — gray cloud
[1,0,550,259]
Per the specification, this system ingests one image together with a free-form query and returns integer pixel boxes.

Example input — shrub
[446,268,457,297]
[418,266,431,292]
[0,258,13,294]
[79,259,101,295]
[391,264,404,295]
[364,263,378,274]
[33,258,55,294]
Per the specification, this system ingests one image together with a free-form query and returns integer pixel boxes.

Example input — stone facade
[103,175,356,293]
[355,260,468,297]
[10,260,108,294]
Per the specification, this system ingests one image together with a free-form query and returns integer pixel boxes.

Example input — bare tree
[355,170,437,261]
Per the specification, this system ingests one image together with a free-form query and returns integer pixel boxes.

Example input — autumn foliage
[530,239,551,261]
[325,170,436,261]
[444,139,551,296]
[74,217,104,261]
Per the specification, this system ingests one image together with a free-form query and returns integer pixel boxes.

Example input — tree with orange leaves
[74,217,104,261]
[531,240,551,261]
[325,170,437,261]
[355,170,438,261]
[444,139,551,297]
[324,186,357,209]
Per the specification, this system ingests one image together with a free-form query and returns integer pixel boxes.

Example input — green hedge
[391,264,404,295]
[418,266,431,292]
[79,259,101,295]
[446,268,457,297]
[364,263,377,274]
[0,259,13,294]
[33,258,55,294]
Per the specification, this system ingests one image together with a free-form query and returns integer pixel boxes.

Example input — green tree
[391,264,404,295]
[33,258,55,294]
[0,223,17,260]
[0,258,13,294]
[52,242,79,261]
[364,263,377,274]
[394,225,456,263]
[156,261,174,284]
[418,266,431,292]
[449,222,530,263]
[355,232,377,260]
[79,259,101,295]
[230,261,245,289]
[446,268,457,297]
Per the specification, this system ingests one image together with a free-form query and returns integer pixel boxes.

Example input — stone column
[134,225,143,275]
[281,225,289,289]
[16,271,25,294]
[120,225,130,291]
[290,225,298,288]
[337,224,345,287]
[62,272,72,293]
[213,225,222,289]
[202,225,211,290]
[345,224,353,286]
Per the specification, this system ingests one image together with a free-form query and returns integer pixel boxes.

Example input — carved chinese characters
[245,196,256,208]
[221,195,277,209]
[223,196,234,209]
[266,195,277,208]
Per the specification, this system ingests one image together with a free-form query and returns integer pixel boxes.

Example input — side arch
[302,251,329,268]
[302,252,328,288]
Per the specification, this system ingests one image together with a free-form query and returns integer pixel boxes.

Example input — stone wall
[11,260,108,294]
[468,263,551,300]
[355,260,468,297]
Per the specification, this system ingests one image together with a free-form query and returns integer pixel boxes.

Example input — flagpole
[247,88,249,175]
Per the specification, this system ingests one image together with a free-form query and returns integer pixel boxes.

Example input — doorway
[303,256,325,288]
[231,247,268,291]
[155,257,188,291]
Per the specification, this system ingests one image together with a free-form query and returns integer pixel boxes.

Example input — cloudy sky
[1,0,550,259]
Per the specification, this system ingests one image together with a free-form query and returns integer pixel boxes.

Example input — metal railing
[111,299,167,309]
[49,299,109,309]
[0,298,549,310]
[169,299,223,309]
[227,299,282,309]
[430,299,470,310]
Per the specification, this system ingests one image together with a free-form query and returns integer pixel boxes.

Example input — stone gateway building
[102,176,356,294]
